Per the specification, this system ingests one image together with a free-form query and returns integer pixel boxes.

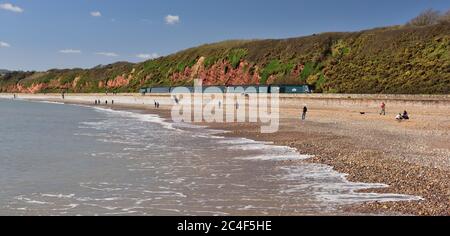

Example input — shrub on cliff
[407,8,450,26]
[407,9,441,26]
[260,60,295,84]
[227,49,248,69]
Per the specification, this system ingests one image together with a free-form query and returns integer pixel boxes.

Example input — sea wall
[1,93,449,110]
[280,94,450,110]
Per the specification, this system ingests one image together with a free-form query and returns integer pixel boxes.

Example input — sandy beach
[2,93,449,215]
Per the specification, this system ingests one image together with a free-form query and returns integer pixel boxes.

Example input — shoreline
[1,93,449,215]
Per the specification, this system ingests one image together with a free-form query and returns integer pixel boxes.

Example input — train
[139,85,312,94]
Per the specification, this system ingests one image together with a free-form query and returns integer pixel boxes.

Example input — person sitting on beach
[402,111,409,120]
[396,113,403,121]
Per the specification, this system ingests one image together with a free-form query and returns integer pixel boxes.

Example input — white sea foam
[74,104,183,132]
[57,204,79,210]
[237,153,310,161]
[218,138,273,145]
[15,196,53,205]
[221,137,310,161]
[84,106,183,132]
[34,100,66,105]
[41,194,75,199]
[280,166,424,204]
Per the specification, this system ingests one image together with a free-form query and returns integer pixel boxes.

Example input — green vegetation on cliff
[1,21,449,94]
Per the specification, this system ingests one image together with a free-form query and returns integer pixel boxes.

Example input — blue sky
[0,0,449,71]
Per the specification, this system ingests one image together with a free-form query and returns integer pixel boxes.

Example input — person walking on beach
[13,94,16,99]
[380,102,386,116]
[112,100,114,105]
[302,106,308,120]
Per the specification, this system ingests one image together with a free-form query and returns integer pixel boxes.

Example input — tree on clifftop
[439,10,450,23]
[407,9,441,26]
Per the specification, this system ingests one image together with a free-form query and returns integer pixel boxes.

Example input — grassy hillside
[1,22,449,94]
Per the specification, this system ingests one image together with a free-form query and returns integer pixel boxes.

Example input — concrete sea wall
[1,93,449,110]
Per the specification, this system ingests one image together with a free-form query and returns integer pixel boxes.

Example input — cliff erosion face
[1,75,132,94]
[103,75,131,89]
[170,57,311,86]
[17,83,45,94]
[1,22,449,94]
[171,58,260,86]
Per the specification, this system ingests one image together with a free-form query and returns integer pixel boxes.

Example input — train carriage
[139,85,312,94]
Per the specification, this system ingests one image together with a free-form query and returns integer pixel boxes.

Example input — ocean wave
[35,101,65,105]
[90,106,183,132]
[236,153,310,161]
[279,165,424,204]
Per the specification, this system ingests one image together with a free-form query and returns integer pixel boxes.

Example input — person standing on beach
[302,106,308,120]
[13,94,16,99]
[380,102,386,116]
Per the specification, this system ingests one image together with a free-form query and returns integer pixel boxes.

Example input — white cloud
[59,49,81,54]
[90,11,102,17]
[165,15,180,25]
[96,52,118,57]
[0,41,11,48]
[0,3,24,13]
[136,53,159,60]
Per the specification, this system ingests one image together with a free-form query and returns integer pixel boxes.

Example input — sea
[0,98,420,216]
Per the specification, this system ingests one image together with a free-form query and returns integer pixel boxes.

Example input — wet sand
[2,93,449,215]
